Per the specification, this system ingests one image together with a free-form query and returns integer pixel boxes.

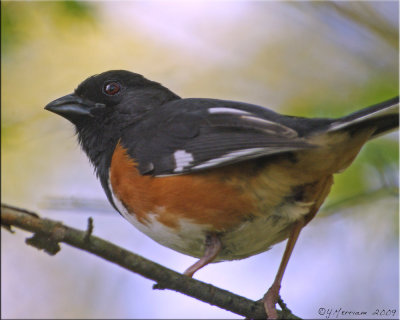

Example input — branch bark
[1,203,300,319]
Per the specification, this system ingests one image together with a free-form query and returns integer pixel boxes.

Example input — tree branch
[1,203,300,319]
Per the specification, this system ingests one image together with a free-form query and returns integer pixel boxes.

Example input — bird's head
[45,70,180,171]
[45,70,180,128]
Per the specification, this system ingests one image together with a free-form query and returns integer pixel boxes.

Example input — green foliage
[285,72,399,119]
[1,1,96,55]
[56,1,93,18]
[1,2,22,53]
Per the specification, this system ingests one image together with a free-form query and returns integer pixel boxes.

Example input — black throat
[75,119,120,212]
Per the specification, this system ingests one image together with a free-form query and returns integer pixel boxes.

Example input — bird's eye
[103,81,121,96]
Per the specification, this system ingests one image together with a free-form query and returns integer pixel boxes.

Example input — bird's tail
[327,96,399,140]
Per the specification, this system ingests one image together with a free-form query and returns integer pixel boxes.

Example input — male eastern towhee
[45,70,399,319]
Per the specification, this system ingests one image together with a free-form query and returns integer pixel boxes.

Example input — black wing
[121,98,326,176]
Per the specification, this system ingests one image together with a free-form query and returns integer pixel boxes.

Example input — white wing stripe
[240,115,299,137]
[208,107,252,115]
[192,146,308,171]
[192,148,265,170]
[240,115,278,126]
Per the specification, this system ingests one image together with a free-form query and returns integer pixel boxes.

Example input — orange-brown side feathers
[109,143,256,231]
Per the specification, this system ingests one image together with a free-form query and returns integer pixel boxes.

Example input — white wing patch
[208,107,252,115]
[174,150,194,172]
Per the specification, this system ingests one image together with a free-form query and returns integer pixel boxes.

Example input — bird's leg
[184,233,222,277]
[263,219,304,319]
[264,176,333,318]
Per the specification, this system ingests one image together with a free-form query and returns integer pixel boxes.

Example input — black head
[45,70,180,178]
[45,70,180,127]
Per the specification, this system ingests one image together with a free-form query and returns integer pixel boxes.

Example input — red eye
[103,82,121,96]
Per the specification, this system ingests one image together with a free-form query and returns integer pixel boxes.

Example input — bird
[45,70,399,319]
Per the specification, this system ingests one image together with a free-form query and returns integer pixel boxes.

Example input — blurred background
[1,1,398,318]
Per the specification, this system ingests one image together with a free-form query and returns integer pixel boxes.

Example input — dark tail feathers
[328,96,399,139]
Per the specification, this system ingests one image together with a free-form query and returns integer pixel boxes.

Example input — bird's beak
[45,94,105,121]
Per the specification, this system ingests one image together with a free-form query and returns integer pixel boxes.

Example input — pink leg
[264,176,333,318]
[263,220,304,319]
[184,233,222,277]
